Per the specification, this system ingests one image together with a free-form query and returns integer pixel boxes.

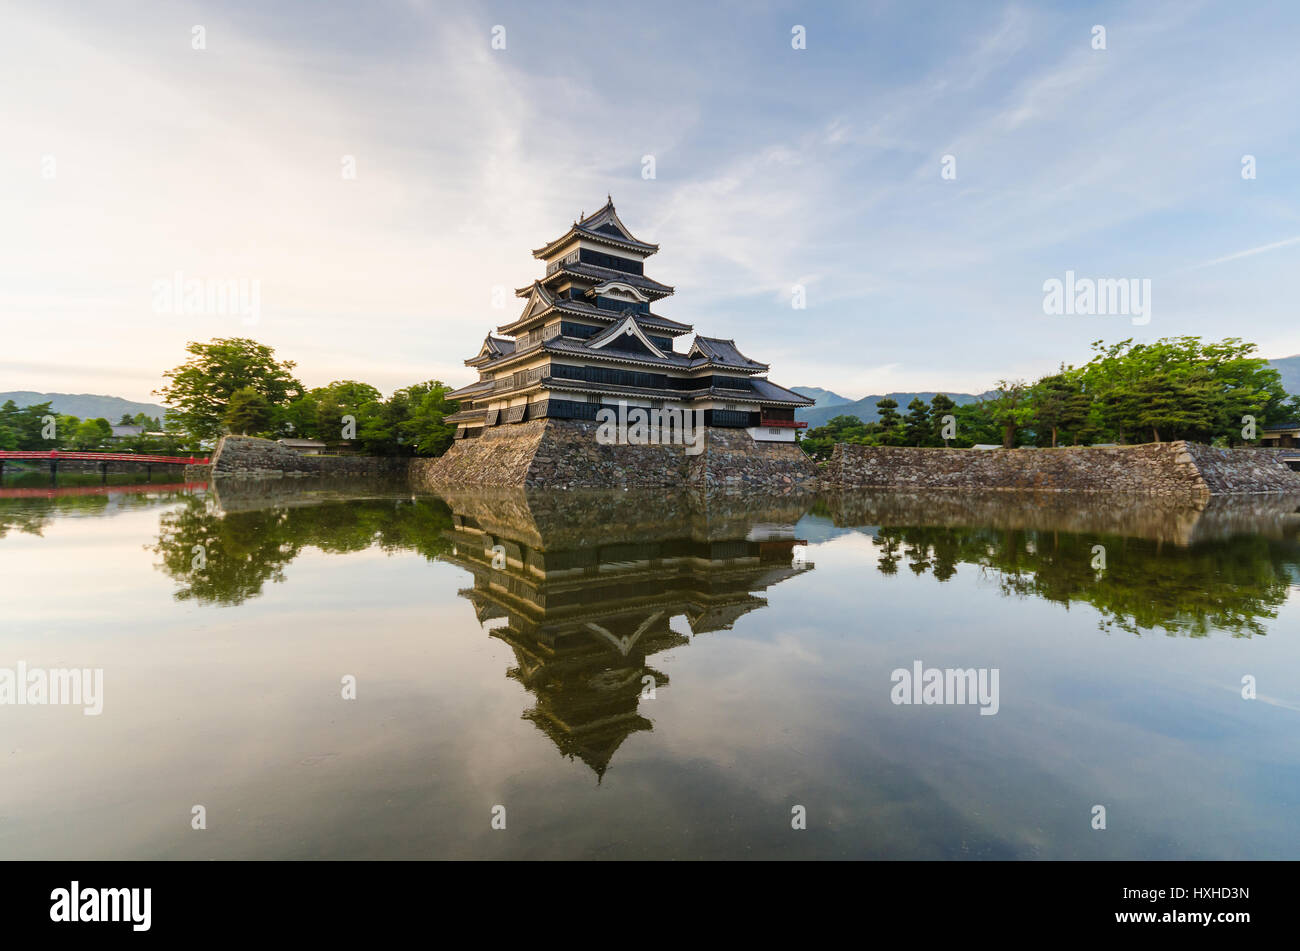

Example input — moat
[2,478,1299,859]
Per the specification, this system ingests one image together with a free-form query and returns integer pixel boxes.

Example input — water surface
[2,479,1299,859]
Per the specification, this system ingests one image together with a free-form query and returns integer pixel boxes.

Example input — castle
[420,199,819,490]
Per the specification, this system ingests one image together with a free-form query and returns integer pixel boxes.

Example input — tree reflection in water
[821,490,1300,637]
[151,481,454,605]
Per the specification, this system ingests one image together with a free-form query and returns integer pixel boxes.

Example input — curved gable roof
[532,198,659,258]
[585,315,669,359]
[689,336,768,370]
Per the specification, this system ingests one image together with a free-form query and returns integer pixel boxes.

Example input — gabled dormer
[465,334,516,368]
[585,314,669,360]
[499,281,556,334]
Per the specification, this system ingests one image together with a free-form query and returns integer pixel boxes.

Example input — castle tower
[443,198,813,441]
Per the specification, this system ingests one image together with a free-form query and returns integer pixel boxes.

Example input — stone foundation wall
[409,421,552,488]
[209,436,408,480]
[825,440,1300,496]
[525,419,687,488]
[206,433,1300,496]
[688,427,821,492]
[1183,443,1300,494]
[410,420,820,491]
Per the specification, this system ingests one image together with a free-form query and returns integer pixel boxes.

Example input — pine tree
[903,398,931,446]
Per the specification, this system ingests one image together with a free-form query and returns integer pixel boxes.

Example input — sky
[2,0,1298,405]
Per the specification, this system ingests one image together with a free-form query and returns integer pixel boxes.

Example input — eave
[446,380,494,400]
[531,226,658,260]
[496,301,692,337]
[526,265,675,300]
[540,378,811,407]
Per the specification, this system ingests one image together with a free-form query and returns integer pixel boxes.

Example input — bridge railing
[0,451,210,465]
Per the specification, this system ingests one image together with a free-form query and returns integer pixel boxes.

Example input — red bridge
[0,450,209,465]
[0,450,210,487]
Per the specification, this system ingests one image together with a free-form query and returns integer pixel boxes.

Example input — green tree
[799,414,874,460]
[223,387,273,435]
[1030,370,1091,447]
[985,380,1034,448]
[874,398,905,446]
[1077,337,1284,444]
[0,400,63,450]
[71,417,113,450]
[281,391,321,439]
[401,381,459,456]
[929,393,958,446]
[314,380,382,444]
[903,398,931,447]
[156,338,303,441]
[55,415,82,448]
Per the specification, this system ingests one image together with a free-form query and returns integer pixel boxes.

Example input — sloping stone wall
[409,420,553,489]
[1182,443,1300,494]
[825,440,1300,496]
[209,436,408,480]
[409,419,819,491]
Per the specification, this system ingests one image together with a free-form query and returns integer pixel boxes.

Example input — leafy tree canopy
[156,337,303,441]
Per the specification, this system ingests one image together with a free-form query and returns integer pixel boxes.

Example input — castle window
[579,248,644,275]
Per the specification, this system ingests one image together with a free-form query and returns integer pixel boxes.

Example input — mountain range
[0,392,170,422]
[792,387,989,427]
[1271,354,1300,399]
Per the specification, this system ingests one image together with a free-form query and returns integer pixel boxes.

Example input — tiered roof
[448,198,814,413]
[529,262,674,300]
[499,281,691,337]
[532,197,659,259]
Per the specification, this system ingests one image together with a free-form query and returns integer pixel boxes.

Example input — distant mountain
[0,392,170,422]
[791,386,853,409]
[798,391,988,428]
[1270,355,1300,398]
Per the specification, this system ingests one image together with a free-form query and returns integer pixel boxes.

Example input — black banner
[1,860,1281,938]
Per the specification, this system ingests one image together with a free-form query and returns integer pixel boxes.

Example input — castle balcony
[759,414,807,429]
[490,365,549,394]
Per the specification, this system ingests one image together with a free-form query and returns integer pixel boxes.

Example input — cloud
[1189,235,1300,270]
[3,0,1299,401]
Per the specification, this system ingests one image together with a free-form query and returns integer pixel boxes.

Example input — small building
[1260,421,1300,449]
[276,438,327,455]
[110,424,144,440]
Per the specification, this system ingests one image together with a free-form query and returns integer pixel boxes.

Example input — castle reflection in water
[54,475,1297,780]
[436,489,815,778]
